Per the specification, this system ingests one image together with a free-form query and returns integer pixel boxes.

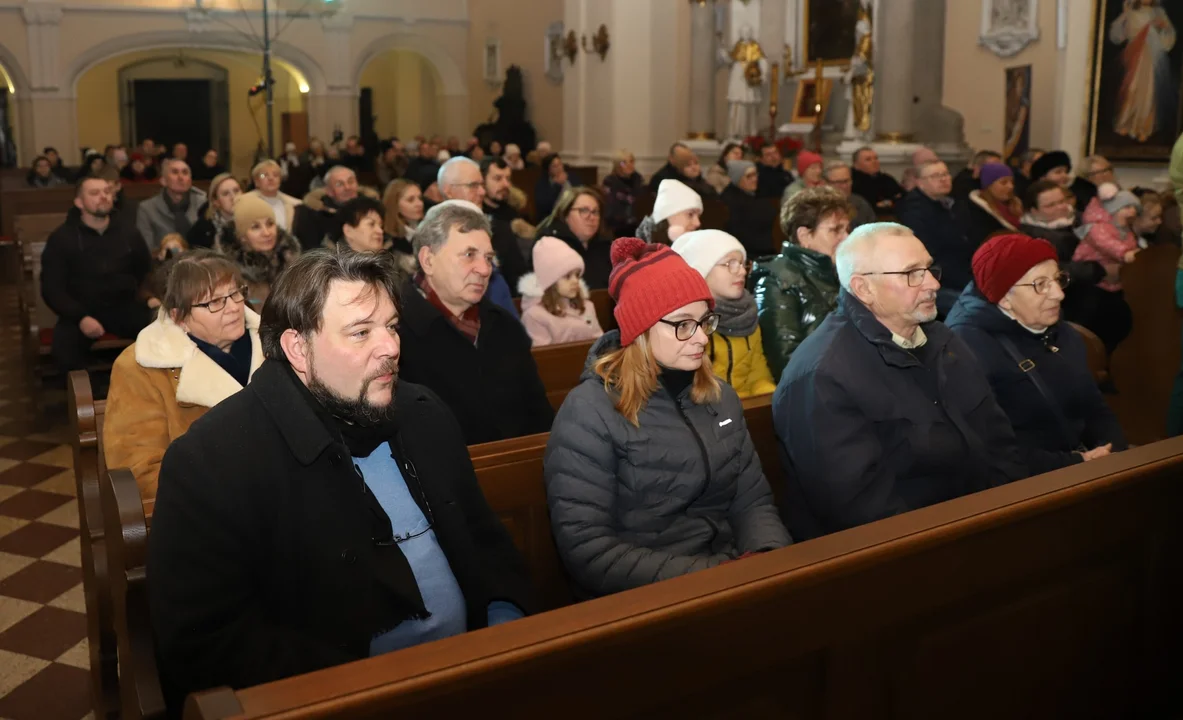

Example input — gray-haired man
[136,158,207,251]
[398,199,553,444]
[772,222,1025,540]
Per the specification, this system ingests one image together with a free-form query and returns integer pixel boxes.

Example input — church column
[873,0,916,142]
[22,2,76,159]
[687,0,717,140]
[313,13,357,141]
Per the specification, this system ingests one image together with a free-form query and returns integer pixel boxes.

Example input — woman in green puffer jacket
[748,186,853,378]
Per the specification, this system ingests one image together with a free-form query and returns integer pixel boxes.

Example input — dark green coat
[748,243,840,379]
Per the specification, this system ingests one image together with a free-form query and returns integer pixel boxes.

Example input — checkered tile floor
[0,282,93,720]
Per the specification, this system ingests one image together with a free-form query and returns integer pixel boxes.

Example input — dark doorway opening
[130,79,213,157]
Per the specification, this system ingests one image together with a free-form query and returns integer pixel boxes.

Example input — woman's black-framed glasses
[192,286,249,313]
[1014,271,1070,295]
[658,312,720,341]
[858,264,942,287]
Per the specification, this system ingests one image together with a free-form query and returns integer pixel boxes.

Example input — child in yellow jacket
[672,230,777,398]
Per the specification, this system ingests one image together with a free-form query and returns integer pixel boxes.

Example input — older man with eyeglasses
[771,222,1027,540]
[946,233,1125,477]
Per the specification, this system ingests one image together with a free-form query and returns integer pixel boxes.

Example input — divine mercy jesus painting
[1089,0,1182,161]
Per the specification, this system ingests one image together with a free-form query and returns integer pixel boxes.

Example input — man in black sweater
[40,177,154,372]
[851,146,904,215]
[896,159,974,314]
[481,156,531,291]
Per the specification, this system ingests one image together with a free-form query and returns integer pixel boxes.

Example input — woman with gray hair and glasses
[104,249,263,499]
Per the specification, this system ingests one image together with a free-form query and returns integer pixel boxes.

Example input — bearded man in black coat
[147,248,533,716]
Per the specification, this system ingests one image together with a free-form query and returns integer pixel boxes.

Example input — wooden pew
[100,468,166,720]
[1068,321,1108,386]
[532,339,595,411]
[588,288,617,332]
[68,371,120,720]
[1108,243,1183,444]
[186,436,1183,719]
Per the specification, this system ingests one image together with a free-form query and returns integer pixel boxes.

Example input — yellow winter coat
[707,326,777,399]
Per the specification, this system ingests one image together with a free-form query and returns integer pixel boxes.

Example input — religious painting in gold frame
[1086,0,1182,162]
[803,0,861,67]
[790,78,834,124]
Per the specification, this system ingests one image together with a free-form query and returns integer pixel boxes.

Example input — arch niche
[0,46,32,165]
[354,33,469,140]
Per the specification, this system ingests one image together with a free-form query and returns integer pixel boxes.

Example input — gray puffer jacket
[544,331,790,598]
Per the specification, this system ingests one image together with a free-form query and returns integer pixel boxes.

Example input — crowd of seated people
[16,123,1183,713]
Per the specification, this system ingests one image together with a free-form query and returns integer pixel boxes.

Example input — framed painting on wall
[1087,0,1182,162]
[790,78,834,124]
[1003,65,1032,164]
[803,0,861,66]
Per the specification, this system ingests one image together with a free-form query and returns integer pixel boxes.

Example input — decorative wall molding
[979,0,1040,58]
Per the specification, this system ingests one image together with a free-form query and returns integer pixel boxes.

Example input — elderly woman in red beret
[945,233,1126,475]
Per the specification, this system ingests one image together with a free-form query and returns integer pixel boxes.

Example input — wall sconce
[582,25,610,61]
[562,30,578,64]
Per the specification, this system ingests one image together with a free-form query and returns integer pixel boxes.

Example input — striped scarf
[415,272,481,344]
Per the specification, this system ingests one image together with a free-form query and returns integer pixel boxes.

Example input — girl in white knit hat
[517,236,605,347]
[672,229,777,398]
[636,179,704,246]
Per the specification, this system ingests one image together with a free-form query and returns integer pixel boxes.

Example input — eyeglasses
[1086,166,1113,177]
[858,264,942,287]
[658,312,720,341]
[1013,271,1070,295]
[572,206,601,219]
[716,259,750,275]
[450,181,484,191]
[192,286,248,313]
[256,172,280,180]
[921,172,951,181]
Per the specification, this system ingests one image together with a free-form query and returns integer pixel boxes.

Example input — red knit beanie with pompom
[608,237,714,346]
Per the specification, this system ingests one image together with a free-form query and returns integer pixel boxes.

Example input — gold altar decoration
[850,3,874,134]
[729,37,767,88]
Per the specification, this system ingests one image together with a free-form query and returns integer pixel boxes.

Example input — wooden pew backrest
[68,370,118,720]
[101,468,166,720]
[532,339,594,411]
[1109,243,1182,443]
[189,436,1183,719]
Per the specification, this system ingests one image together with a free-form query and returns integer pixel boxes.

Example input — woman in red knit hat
[544,237,790,598]
[945,233,1126,475]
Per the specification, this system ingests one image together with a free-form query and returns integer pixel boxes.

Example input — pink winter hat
[532,236,585,291]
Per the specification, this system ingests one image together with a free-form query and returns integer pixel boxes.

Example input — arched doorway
[74,48,307,176]
[358,50,444,141]
[117,55,231,165]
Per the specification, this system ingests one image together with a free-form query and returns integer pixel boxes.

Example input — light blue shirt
[355,443,524,657]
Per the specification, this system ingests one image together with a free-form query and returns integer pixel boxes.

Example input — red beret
[971,233,1058,304]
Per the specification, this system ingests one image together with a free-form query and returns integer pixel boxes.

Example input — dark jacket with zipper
[544,331,791,598]
[896,188,974,293]
[147,360,533,716]
[721,184,777,257]
[40,213,152,324]
[397,276,554,445]
[945,284,1127,475]
[773,290,1027,540]
[748,242,841,379]
[534,219,613,290]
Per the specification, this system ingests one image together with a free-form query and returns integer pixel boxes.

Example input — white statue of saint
[719,25,769,139]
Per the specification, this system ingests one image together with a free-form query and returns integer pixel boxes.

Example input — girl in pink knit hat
[517,236,604,347]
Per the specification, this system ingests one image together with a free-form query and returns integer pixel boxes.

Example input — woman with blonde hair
[243,159,302,231]
[186,173,241,249]
[544,238,790,598]
[104,249,263,498]
[382,178,425,241]
[535,186,613,288]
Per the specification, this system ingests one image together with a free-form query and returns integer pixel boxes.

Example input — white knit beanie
[652,179,703,224]
[671,230,747,278]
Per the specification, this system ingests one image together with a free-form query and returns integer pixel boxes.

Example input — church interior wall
[76,49,304,178]
[466,0,565,149]
[358,50,442,143]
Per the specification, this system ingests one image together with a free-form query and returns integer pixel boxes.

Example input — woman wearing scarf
[966,163,1023,247]
[215,195,302,311]
[187,173,242,249]
[673,230,776,398]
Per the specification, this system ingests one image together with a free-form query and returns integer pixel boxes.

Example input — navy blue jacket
[945,284,1127,475]
[896,188,974,293]
[773,291,1027,540]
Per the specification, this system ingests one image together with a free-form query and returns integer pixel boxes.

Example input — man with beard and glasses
[771,223,1026,540]
[40,176,155,373]
[147,248,533,715]
[398,200,553,444]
